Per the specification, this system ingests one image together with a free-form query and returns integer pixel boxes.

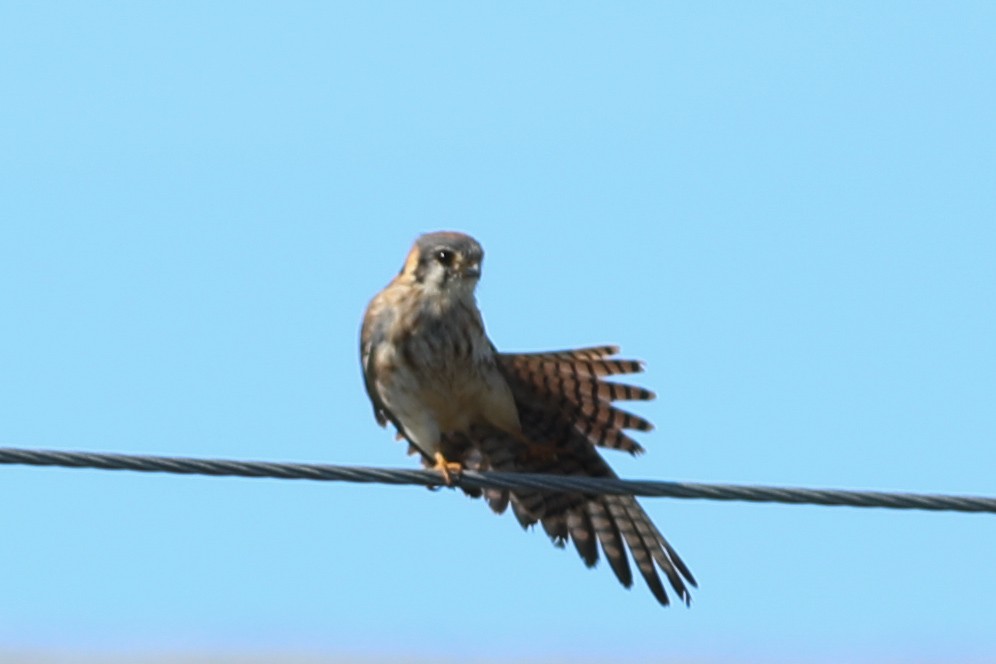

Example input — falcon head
[402,231,484,294]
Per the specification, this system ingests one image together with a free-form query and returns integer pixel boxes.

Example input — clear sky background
[1,2,995,663]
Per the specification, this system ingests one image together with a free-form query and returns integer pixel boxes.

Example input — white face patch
[420,259,450,290]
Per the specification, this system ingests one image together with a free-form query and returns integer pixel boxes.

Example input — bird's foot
[432,452,463,486]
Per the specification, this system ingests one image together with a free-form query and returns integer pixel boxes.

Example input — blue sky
[1,2,994,662]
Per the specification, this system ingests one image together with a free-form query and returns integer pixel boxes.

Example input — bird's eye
[435,249,454,266]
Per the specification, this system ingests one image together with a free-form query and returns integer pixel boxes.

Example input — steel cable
[2,446,993,514]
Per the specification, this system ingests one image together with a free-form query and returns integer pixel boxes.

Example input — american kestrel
[360,231,695,605]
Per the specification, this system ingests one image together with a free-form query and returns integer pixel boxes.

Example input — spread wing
[455,345,696,606]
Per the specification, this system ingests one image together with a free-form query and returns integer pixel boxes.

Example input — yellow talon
[432,452,463,485]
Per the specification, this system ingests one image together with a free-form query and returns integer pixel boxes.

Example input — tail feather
[585,498,633,588]
[605,496,670,605]
[567,508,599,568]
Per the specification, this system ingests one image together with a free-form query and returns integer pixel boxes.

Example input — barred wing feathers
[481,346,697,606]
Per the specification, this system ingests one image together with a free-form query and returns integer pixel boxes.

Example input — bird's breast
[375,296,519,435]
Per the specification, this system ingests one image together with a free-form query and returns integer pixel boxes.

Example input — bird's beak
[463,262,481,279]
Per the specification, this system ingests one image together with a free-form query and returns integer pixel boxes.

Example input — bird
[360,230,696,606]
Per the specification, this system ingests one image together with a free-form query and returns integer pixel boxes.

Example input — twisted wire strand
[1,446,994,514]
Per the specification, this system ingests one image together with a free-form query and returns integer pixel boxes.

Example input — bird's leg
[432,451,463,485]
